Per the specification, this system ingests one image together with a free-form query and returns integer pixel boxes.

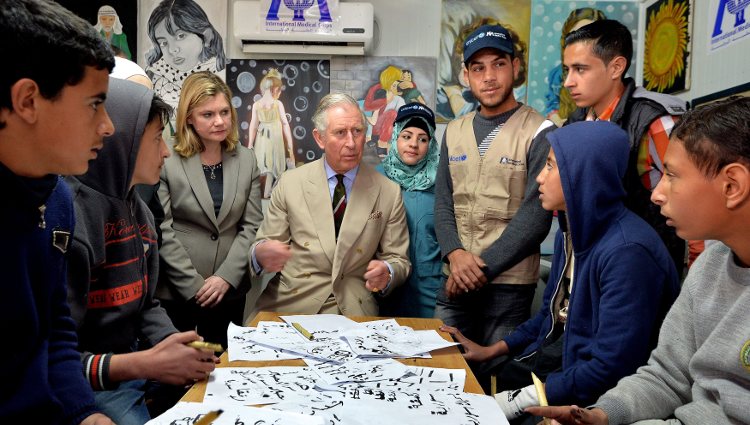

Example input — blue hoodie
[502,121,680,406]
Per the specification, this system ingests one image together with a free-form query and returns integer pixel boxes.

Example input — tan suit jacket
[252,158,410,316]
[156,144,263,301]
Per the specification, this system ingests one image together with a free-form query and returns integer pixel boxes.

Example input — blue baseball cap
[395,103,435,130]
[463,24,514,64]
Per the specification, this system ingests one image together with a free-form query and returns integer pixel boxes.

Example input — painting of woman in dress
[247,68,295,199]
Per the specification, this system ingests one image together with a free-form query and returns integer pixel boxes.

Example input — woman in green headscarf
[376,103,441,318]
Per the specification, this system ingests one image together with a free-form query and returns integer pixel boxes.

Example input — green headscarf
[381,116,440,191]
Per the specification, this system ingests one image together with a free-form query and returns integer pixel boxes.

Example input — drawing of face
[154,19,203,72]
[99,15,115,32]
[389,79,401,94]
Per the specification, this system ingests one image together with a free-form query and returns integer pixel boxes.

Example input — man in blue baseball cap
[462,24,515,63]
[434,23,556,391]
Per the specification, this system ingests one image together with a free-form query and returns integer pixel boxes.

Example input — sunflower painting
[643,0,693,94]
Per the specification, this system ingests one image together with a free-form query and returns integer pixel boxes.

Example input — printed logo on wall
[261,0,338,33]
[708,0,750,52]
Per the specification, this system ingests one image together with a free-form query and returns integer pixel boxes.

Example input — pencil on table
[193,409,223,425]
[291,322,314,340]
[186,341,224,352]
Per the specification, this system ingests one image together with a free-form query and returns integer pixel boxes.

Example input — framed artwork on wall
[691,81,750,109]
[643,0,693,94]
[56,0,138,61]
[137,0,228,110]
[343,56,436,167]
[226,58,331,197]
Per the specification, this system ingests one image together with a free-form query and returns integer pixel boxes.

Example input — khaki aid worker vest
[446,105,550,284]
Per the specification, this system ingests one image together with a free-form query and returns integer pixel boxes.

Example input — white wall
[367,0,441,57]
[637,0,750,104]
[209,0,749,107]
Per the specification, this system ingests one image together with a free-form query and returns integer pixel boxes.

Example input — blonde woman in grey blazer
[157,72,262,346]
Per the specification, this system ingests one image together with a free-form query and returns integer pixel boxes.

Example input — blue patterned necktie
[332,174,347,239]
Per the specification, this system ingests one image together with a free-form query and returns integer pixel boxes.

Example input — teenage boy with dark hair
[0,1,116,423]
[562,19,689,273]
[433,24,555,388]
[529,96,750,425]
[443,121,679,424]
[66,78,218,425]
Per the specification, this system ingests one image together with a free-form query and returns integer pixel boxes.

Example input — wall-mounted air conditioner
[233,1,374,56]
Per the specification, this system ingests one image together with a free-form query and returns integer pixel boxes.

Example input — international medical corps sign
[261,0,339,34]
[708,0,750,52]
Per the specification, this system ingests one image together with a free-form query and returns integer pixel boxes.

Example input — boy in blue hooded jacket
[442,120,680,424]
[528,96,750,425]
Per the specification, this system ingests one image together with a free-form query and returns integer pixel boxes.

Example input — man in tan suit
[250,93,410,317]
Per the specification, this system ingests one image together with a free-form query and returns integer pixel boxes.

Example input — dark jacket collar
[0,161,57,214]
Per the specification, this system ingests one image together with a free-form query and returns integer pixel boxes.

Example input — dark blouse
[202,162,223,217]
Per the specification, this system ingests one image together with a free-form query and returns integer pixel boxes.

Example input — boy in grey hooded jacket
[66,78,217,425]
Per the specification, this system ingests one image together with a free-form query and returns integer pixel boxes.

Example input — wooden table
[182,311,483,402]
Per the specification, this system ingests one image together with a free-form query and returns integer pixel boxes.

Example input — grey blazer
[156,143,262,301]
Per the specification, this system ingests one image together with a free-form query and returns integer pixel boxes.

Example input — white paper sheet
[203,367,320,406]
[339,327,459,357]
[199,318,486,423]
[279,314,361,339]
[359,318,406,332]
[227,322,302,361]
[338,391,508,425]
[304,358,409,385]
[269,391,346,424]
[248,322,357,363]
[145,401,326,425]
[399,366,467,392]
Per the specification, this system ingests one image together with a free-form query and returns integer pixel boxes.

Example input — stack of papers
[227,315,459,364]
[197,365,504,425]
[150,315,507,424]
